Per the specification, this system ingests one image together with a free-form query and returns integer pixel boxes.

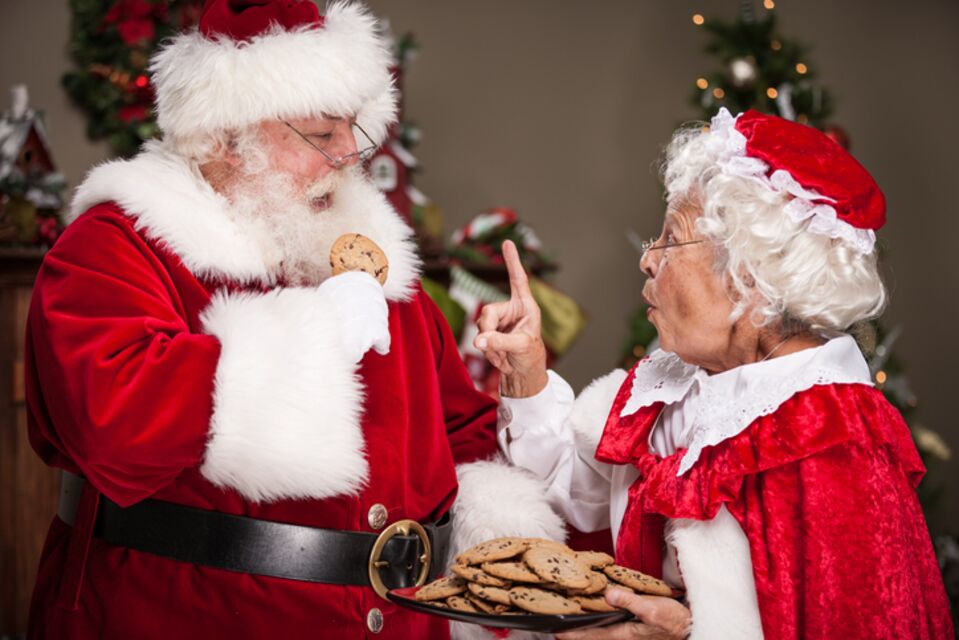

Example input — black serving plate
[387,586,634,633]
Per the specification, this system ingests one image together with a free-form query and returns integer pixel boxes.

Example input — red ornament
[102,0,159,45]
[37,216,62,246]
[117,18,155,45]
[119,104,149,123]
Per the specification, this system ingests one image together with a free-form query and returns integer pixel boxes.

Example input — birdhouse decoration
[368,128,421,225]
[0,86,66,247]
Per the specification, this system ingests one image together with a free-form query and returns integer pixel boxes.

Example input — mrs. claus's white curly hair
[661,123,887,336]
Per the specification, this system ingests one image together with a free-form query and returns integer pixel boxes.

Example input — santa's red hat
[150,0,396,145]
[705,108,885,254]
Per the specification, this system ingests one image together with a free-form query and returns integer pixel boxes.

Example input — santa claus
[25,1,563,638]
[476,109,954,639]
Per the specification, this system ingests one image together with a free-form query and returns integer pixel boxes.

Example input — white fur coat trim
[68,142,421,301]
[449,456,566,562]
[668,507,764,639]
[567,368,628,455]
[199,286,368,502]
[150,1,397,144]
[450,456,565,640]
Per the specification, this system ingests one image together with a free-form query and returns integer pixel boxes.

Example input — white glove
[319,271,390,363]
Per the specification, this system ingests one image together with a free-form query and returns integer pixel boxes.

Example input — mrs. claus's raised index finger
[502,240,533,301]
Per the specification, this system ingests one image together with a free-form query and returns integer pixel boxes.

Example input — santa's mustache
[306,170,343,197]
[304,170,346,212]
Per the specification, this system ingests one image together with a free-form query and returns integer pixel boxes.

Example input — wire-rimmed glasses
[283,120,378,168]
[639,237,706,255]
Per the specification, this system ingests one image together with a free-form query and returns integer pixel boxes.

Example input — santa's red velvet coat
[594,364,953,639]
[24,145,564,639]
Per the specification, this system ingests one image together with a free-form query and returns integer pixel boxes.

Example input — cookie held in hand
[329,233,389,285]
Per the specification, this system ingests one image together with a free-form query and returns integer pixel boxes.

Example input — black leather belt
[64,477,450,600]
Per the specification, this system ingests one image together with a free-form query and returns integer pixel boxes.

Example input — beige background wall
[1,0,957,532]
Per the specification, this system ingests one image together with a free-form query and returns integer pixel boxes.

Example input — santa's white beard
[224,167,357,286]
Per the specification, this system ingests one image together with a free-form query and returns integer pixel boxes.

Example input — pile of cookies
[413,537,680,616]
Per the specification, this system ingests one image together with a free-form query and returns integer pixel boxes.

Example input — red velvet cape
[596,365,953,639]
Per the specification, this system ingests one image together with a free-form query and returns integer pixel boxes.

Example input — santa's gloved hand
[319,271,390,363]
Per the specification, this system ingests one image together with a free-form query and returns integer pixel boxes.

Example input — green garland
[63,0,203,157]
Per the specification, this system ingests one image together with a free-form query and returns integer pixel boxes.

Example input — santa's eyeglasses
[283,120,377,168]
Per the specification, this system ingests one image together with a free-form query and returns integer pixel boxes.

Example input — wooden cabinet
[0,248,59,635]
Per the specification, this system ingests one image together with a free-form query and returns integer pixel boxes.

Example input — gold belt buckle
[368,519,432,601]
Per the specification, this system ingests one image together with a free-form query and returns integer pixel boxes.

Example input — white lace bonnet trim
[705,108,876,255]
[620,335,872,476]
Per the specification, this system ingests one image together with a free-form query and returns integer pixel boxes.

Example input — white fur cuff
[450,456,565,640]
[668,508,764,639]
[567,369,628,455]
[450,456,566,563]
[199,287,367,502]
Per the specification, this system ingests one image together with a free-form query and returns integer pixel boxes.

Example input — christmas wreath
[63,0,204,157]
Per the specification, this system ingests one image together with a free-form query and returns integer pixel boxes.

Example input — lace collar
[620,335,873,475]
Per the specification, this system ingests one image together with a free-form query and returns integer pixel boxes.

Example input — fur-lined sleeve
[26,208,218,506]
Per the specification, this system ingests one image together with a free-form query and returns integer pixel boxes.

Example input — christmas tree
[689,0,833,128]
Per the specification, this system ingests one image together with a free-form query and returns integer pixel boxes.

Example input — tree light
[796,63,808,74]
[876,371,888,385]
[766,87,779,99]
[696,78,709,90]
[771,40,782,51]
[764,0,776,9]
[713,88,725,99]
[692,14,705,26]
